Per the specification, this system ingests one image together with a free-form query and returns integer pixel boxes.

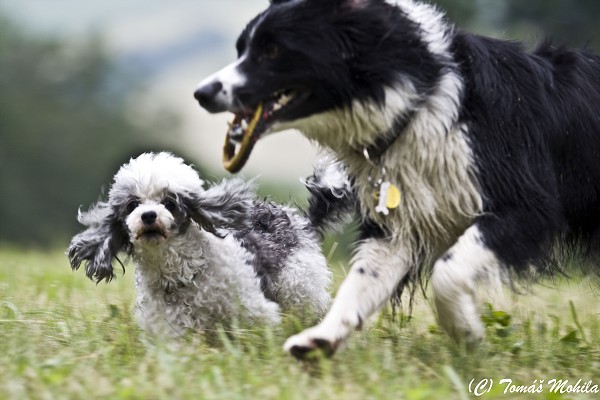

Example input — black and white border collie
[194,0,600,357]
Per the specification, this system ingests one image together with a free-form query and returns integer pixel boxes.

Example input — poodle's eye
[162,199,177,213]
[125,200,140,215]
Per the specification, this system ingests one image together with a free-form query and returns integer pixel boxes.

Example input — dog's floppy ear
[67,201,129,283]
[183,178,255,235]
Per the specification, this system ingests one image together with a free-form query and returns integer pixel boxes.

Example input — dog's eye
[125,200,140,215]
[162,199,177,213]
[265,44,280,60]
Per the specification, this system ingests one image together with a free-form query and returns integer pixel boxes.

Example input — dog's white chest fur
[292,80,483,257]
[352,122,482,249]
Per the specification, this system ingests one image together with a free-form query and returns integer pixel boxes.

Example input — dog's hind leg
[431,224,504,350]
[283,238,412,358]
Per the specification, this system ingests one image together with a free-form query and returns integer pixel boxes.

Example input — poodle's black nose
[141,211,157,225]
[194,81,226,113]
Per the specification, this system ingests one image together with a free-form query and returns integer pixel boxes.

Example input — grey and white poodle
[67,152,348,337]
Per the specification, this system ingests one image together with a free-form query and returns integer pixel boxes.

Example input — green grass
[0,248,599,399]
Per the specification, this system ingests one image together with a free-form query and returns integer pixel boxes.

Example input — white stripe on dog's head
[196,56,248,111]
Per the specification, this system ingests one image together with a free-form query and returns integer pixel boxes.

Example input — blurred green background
[1,0,600,248]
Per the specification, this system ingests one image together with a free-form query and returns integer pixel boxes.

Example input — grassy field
[0,247,599,400]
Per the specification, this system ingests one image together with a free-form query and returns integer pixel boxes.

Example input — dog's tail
[302,154,356,237]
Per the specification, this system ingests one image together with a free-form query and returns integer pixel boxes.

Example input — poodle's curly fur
[68,152,332,336]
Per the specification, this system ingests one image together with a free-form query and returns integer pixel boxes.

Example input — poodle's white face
[125,197,178,246]
[68,152,254,282]
[111,152,204,247]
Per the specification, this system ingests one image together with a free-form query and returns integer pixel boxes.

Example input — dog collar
[357,111,415,215]
[360,109,415,160]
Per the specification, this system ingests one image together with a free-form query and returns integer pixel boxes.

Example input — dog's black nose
[194,81,225,113]
[141,211,157,225]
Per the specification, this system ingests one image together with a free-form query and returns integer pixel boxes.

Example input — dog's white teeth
[230,124,245,141]
[229,118,249,140]
[278,93,293,106]
[271,91,294,107]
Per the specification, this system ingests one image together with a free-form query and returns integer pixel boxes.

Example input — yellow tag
[385,184,401,209]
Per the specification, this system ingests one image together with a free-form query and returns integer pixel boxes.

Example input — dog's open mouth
[223,89,306,173]
[136,227,168,241]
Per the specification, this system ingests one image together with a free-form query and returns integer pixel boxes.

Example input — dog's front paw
[283,326,344,359]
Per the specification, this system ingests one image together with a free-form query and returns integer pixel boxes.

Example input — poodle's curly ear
[67,202,129,283]
[184,178,255,236]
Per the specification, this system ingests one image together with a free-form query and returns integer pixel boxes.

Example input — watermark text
[468,378,599,396]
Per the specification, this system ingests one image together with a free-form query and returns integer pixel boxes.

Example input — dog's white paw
[283,324,347,359]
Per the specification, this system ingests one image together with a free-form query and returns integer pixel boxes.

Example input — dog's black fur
[455,34,600,271]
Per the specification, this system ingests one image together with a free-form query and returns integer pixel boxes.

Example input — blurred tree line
[0,12,188,246]
[1,1,599,247]
[437,0,600,48]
